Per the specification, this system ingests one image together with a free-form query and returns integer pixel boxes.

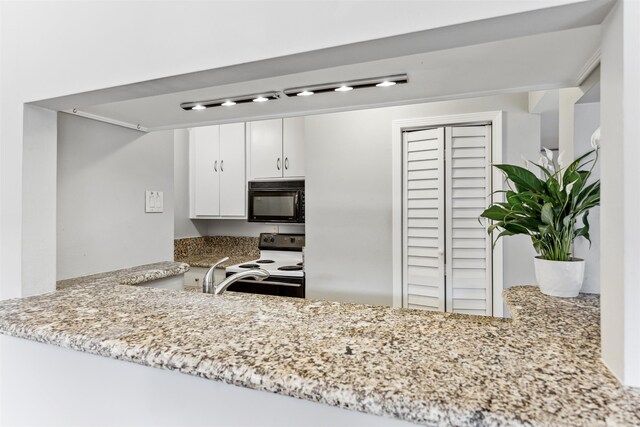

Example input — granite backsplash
[174,236,260,260]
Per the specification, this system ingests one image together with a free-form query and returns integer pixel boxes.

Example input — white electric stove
[225,233,305,298]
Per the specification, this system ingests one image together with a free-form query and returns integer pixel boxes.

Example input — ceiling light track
[180,91,279,111]
[282,74,408,97]
[180,73,408,111]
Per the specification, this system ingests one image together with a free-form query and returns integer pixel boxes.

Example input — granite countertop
[56,261,190,290]
[0,285,638,426]
[174,236,259,268]
[176,253,256,269]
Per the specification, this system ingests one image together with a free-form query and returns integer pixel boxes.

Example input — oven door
[248,190,300,223]
[225,274,305,298]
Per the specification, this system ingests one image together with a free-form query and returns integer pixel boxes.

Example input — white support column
[558,87,583,160]
[600,0,640,387]
[21,105,58,296]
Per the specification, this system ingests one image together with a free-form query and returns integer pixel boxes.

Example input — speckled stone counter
[0,285,638,426]
[176,253,256,269]
[175,236,259,268]
[56,261,190,290]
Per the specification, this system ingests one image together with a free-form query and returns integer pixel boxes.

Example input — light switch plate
[145,190,164,213]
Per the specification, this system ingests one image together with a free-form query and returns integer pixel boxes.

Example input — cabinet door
[283,117,305,178]
[192,125,220,216]
[445,125,492,316]
[249,119,283,179]
[402,128,445,312]
[219,123,246,217]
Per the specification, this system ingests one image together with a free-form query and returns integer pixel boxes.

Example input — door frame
[391,111,504,316]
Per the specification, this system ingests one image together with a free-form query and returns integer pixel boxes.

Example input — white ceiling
[73,26,600,131]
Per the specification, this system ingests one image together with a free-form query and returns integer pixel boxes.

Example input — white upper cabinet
[192,126,220,216]
[190,123,246,218]
[249,119,283,179]
[219,123,246,216]
[283,117,305,178]
[249,118,305,179]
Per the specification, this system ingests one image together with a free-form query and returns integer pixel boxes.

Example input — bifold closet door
[402,128,445,311]
[445,125,492,316]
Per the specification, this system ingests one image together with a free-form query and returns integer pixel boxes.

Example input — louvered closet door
[403,128,445,311]
[445,125,492,316]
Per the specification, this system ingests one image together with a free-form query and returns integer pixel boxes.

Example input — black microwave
[247,180,305,223]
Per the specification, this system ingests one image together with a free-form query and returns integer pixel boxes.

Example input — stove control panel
[258,233,305,251]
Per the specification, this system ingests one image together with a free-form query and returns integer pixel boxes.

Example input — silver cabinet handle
[220,160,224,172]
[214,160,218,172]
[277,158,281,170]
[285,157,289,170]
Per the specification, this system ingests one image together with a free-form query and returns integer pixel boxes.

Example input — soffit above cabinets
[32,0,607,132]
[63,26,599,131]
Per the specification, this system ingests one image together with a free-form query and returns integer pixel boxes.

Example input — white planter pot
[534,257,585,297]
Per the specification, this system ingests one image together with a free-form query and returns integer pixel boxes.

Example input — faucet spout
[210,269,270,295]
[202,257,229,294]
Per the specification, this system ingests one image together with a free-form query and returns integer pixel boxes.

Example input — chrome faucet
[202,257,270,295]
[202,257,229,294]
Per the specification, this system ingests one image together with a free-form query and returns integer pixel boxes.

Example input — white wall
[207,221,304,237]
[573,103,600,293]
[304,94,540,306]
[22,106,57,296]
[174,129,208,239]
[600,0,640,387]
[57,114,174,280]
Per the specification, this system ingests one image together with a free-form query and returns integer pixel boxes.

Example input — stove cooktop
[227,254,304,278]
[226,233,305,278]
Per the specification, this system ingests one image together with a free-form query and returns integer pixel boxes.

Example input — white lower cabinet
[190,123,246,218]
[183,267,226,289]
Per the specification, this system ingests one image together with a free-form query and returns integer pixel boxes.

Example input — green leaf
[530,161,552,178]
[541,203,554,226]
[538,224,552,235]
[575,211,592,247]
[480,205,509,221]
[494,164,545,193]
[546,179,560,199]
[488,223,504,233]
[565,149,597,173]
[496,230,515,239]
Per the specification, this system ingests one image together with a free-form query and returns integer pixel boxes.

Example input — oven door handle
[232,279,302,288]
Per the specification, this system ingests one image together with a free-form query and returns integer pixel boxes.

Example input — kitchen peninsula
[0,282,638,426]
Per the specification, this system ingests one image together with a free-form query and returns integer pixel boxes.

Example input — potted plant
[480,145,600,297]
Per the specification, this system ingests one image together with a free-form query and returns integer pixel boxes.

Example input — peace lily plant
[480,140,600,297]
